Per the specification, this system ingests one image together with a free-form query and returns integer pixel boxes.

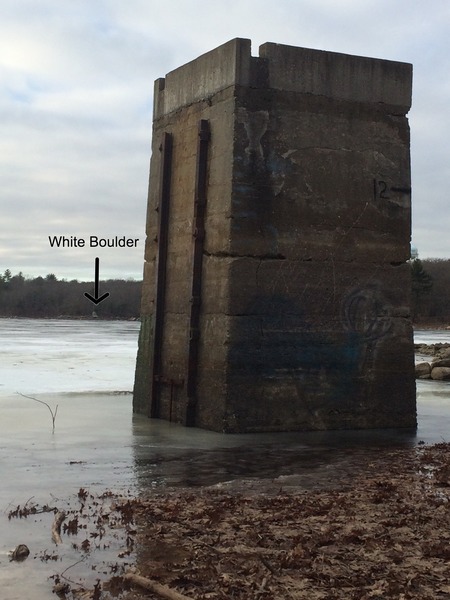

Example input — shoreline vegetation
[1,260,450,325]
[1,257,450,323]
[0,270,141,319]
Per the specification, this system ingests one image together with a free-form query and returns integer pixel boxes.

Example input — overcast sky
[1,0,449,281]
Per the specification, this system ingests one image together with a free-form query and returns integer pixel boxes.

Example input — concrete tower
[133,38,416,433]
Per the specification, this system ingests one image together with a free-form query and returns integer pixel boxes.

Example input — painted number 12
[373,179,390,200]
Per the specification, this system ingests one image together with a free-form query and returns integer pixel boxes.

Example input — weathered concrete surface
[259,42,412,110]
[134,38,416,432]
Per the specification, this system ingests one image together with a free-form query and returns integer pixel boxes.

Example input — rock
[415,344,441,357]
[432,358,450,368]
[414,343,450,360]
[430,367,450,381]
[415,362,431,379]
[53,582,71,597]
[9,544,30,561]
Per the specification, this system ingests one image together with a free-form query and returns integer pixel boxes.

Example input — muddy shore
[2,320,450,599]
[10,442,450,600]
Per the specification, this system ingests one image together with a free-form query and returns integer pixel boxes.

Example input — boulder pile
[415,343,450,380]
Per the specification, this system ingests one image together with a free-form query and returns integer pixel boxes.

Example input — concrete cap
[153,38,252,119]
[153,38,412,118]
[260,42,412,113]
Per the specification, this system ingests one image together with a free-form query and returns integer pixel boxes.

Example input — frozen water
[0,318,139,394]
[415,328,450,345]
[0,318,141,599]
[0,318,450,599]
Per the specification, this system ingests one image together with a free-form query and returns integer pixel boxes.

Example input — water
[414,329,450,345]
[0,318,138,395]
[1,318,450,599]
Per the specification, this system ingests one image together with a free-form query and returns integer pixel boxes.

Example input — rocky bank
[415,343,450,380]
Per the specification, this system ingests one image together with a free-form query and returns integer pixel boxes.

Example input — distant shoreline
[0,315,448,328]
[414,321,450,330]
[0,315,139,321]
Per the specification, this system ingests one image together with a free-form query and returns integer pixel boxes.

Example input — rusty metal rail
[186,119,210,426]
[150,132,173,418]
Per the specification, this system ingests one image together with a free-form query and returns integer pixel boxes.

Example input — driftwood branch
[123,572,193,600]
[52,511,66,544]
[17,392,58,432]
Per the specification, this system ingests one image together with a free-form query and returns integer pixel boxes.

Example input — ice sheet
[0,318,139,394]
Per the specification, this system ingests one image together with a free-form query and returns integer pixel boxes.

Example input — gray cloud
[1,0,449,284]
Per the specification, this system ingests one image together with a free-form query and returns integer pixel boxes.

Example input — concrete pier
[133,39,416,432]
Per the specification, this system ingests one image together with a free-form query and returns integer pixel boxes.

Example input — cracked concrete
[203,250,286,261]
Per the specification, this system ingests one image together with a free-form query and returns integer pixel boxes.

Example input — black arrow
[84,257,110,305]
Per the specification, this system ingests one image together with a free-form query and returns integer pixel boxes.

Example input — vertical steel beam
[186,120,210,426]
[150,132,173,418]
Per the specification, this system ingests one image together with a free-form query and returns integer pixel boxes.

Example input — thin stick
[17,392,58,432]
[123,573,194,600]
[52,511,66,545]
[58,558,89,589]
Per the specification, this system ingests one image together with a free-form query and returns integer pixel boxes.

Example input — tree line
[0,270,142,319]
[412,258,450,324]
[0,260,448,323]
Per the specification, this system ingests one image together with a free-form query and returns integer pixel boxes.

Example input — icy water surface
[0,318,139,394]
[1,318,450,599]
